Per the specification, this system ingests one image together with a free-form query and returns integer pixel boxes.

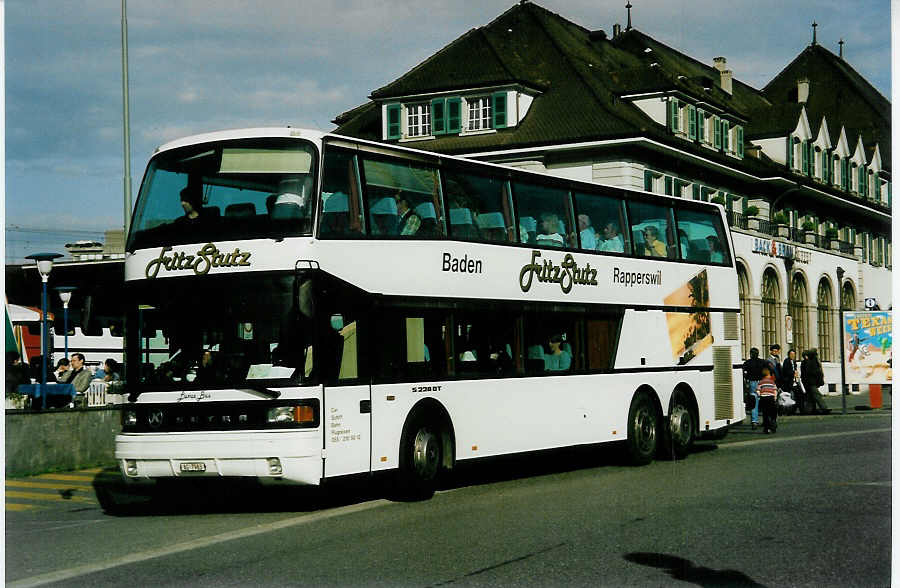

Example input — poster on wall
[842,311,892,384]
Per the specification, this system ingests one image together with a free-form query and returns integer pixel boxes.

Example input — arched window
[761,269,779,350]
[789,274,808,354]
[737,264,751,359]
[817,279,833,362]
[841,281,856,311]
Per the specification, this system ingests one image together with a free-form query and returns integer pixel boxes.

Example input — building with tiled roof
[334,1,891,392]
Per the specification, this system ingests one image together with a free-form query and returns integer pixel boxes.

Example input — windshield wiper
[240,386,281,399]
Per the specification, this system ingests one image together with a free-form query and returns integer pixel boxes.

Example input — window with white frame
[467,97,492,131]
[406,103,431,138]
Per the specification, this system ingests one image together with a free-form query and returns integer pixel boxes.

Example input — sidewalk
[785,390,892,416]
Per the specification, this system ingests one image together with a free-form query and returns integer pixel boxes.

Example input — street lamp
[25,253,63,388]
[836,266,846,414]
[55,286,77,359]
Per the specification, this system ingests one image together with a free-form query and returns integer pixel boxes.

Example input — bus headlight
[266,404,316,425]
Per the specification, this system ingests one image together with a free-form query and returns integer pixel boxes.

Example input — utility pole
[121,0,132,234]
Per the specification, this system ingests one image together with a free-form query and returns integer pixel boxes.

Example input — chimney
[720,70,733,95]
[797,78,810,103]
[713,57,731,95]
[613,23,621,38]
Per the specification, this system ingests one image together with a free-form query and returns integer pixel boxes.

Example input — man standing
[782,349,801,413]
[767,344,782,387]
[742,347,766,428]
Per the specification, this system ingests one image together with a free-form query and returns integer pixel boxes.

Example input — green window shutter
[821,151,829,183]
[386,103,402,140]
[664,176,673,195]
[713,116,721,149]
[644,170,654,192]
[446,97,461,133]
[669,98,679,132]
[801,140,809,175]
[736,126,744,158]
[888,181,892,207]
[841,158,848,190]
[697,109,705,141]
[688,105,697,140]
[430,98,446,135]
[721,120,729,151]
[858,165,865,195]
[692,184,701,201]
[786,137,793,169]
[492,91,507,129]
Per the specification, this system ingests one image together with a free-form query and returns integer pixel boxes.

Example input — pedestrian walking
[742,347,766,429]
[758,365,778,433]
[800,349,830,414]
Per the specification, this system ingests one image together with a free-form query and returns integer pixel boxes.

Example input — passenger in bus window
[599,221,625,253]
[545,334,572,372]
[394,192,421,236]
[578,214,598,250]
[641,226,667,257]
[103,358,121,382]
[536,213,565,247]
[707,236,725,263]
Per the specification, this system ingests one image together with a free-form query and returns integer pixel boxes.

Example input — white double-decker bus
[116,127,743,496]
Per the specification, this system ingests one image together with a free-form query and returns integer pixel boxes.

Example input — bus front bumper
[114,430,323,485]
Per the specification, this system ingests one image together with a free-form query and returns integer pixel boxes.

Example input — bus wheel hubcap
[412,428,439,480]
[671,404,692,446]
[634,406,655,452]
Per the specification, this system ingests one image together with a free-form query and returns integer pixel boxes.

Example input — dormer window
[382,91,514,141]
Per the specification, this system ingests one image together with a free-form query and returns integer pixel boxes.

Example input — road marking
[6,503,40,511]
[8,499,391,587]
[7,481,93,490]
[5,491,94,503]
[33,473,100,482]
[717,427,891,450]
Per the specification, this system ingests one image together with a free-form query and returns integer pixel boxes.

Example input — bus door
[323,315,371,478]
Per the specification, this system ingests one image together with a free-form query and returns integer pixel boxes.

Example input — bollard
[869,384,883,409]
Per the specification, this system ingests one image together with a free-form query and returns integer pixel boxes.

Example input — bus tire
[660,389,695,460]
[398,416,442,500]
[625,391,659,466]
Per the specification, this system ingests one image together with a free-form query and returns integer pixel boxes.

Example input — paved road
[6,412,891,587]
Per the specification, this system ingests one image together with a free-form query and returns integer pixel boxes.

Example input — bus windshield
[127,274,316,391]
[128,138,317,251]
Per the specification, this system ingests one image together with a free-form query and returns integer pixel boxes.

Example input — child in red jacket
[757,365,778,433]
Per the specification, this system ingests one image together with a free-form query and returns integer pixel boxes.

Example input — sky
[3,0,893,263]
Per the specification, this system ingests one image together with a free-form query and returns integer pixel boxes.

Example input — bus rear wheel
[398,417,442,499]
[625,391,659,466]
[660,390,695,460]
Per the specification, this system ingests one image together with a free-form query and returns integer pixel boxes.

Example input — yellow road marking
[7,481,93,490]
[6,503,41,511]
[34,473,100,482]
[5,491,93,503]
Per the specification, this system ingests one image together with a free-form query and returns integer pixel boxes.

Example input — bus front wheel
[625,391,659,466]
[398,417,442,499]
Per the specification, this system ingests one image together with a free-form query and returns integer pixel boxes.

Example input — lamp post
[836,266,846,415]
[55,286,77,359]
[25,253,63,388]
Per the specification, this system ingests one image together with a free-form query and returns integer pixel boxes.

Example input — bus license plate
[179,462,207,473]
